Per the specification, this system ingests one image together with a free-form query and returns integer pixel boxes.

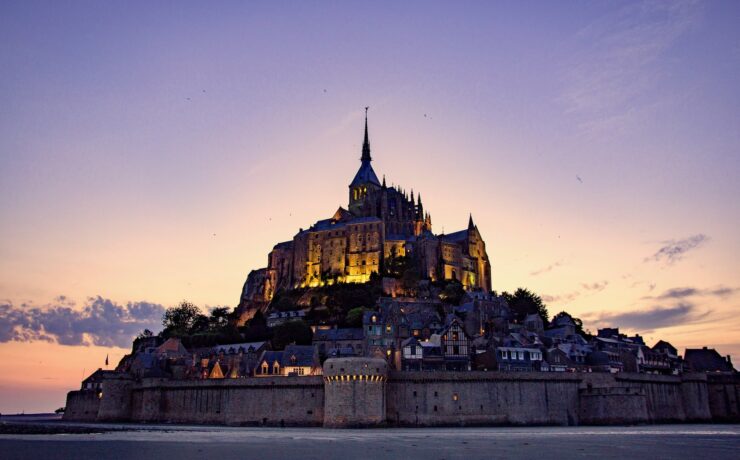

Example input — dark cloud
[646,286,738,300]
[0,296,165,348]
[644,234,709,265]
[529,260,564,276]
[584,302,709,331]
[581,280,609,292]
[656,287,698,299]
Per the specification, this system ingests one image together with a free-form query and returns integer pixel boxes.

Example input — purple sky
[1,1,739,413]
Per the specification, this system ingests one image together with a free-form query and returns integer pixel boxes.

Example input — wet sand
[0,420,738,459]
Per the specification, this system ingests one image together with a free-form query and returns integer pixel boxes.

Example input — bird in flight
[576,175,583,183]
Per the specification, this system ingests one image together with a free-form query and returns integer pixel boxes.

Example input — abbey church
[237,111,491,320]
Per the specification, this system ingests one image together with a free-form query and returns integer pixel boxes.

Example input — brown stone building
[237,111,492,322]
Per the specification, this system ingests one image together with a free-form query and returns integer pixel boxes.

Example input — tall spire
[468,213,475,230]
[361,106,371,163]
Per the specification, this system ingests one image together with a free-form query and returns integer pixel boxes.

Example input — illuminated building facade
[237,111,491,320]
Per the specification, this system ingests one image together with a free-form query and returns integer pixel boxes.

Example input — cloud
[542,291,580,304]
[585,302,707,330]
[530,260,564,276]
[644,234,709,265]
[581,280,609,292]
[0,296,166,348]
[560,0,703,132]
[648,285,738,300]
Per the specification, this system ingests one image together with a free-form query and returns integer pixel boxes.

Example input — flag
[105,354,109,366]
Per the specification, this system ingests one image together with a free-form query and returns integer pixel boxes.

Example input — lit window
[452,393,459,401]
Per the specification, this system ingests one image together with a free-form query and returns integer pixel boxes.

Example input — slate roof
[313,328,364,341]
[652,340,678,355]
[212,341,267,354]
[156,338,188,356]
[308,215,382,232]
[440,229,468,243]
[281,345,317,367]
[260,350,284,365]
[350,161,381,188]
[273,241,293,250]
[82,369,119,385]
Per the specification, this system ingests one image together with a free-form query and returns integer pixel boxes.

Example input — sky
[1,0,739,413]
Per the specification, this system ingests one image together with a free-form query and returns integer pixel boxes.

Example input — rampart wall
[386,371,580,426]
[62,390,100,422]
[706,373,740,422]
[64,359,739,427]
[128,376,324,426]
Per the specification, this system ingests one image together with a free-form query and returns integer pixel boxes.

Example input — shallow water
[0,420,738,459]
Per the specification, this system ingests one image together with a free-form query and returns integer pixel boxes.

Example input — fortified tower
[322,357,388,427]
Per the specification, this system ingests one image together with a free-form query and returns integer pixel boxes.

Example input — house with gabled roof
[684,347,736,373]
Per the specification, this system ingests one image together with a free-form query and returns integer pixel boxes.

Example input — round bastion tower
[323,357,388,427]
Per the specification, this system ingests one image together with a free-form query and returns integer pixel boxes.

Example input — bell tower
[349,107,381,215]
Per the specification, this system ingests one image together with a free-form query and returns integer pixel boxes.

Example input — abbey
[238,111,491,318]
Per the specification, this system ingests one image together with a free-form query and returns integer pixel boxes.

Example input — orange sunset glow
[1,1,739,414]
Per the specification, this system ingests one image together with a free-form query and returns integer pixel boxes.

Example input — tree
[553,311,591,338]
[209,307,231,331]
[136,329,154,340]
[503,288,549,323]
[162,301,205,337]
[345,307,365,327]
[240,310,271,342]
[271,293,297,312]
[439,280,465,305]
[271,320,313,350]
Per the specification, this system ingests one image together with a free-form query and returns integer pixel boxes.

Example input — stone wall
[128,376,324,426]
[386,371,581,426]
[64,361,738,427]
[97,376,134,421]
[323,358,388,427]
[576,372,716,424]
[62,390,100,422]
[706,373,740,422]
